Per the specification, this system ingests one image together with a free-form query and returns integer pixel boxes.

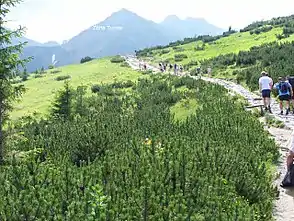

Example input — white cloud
[6,0,294,43]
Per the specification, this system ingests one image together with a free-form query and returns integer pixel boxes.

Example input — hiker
[163,64,167,72]
[174,64,177,75]
[179,65,183,73]
[287,76,294,113]
[280,130,294,187]
[207,67,212,77]
[159,63,162,72]
[274,76,293,115]
[169,64,173,70]
[197,67,201,75]
[143,63,147,70]
[287,131,294,171]
[258,71,273,113]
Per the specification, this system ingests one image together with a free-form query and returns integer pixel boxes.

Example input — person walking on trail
[174,64,177,75]
[259,71,273,113]
[159,63,163,72]
[287,131,294,171]
[179,65,183,73]
[207,67,212,77]
[287,75,294,113]
[196,67,201,77]
[280,130,294,187]
[274,76,293,115]
[176,65,180,76]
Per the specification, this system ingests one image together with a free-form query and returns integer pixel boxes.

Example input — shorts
[279,94,290,101]
[261,89,271,98]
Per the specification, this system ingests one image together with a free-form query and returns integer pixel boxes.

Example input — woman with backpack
[274,76,293,115]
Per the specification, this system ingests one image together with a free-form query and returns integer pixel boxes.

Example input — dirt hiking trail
[124,55,294,220]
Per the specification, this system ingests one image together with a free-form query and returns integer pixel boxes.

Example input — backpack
[288,77,294,88]
[281,164,294,187]
[279,81,289,93]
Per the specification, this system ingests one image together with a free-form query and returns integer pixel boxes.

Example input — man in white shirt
[259,71,273,113]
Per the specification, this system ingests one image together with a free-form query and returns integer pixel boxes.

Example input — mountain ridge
[16,8,224,72]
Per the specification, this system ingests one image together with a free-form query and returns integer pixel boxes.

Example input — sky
[6,0,294,43]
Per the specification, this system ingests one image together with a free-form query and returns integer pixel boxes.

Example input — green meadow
[150,27,294,64]
[12,58,142,120]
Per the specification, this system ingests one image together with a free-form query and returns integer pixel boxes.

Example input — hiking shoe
[265,106,268,111]
[286,108,290,115]
[268,106,272,114]
[280,111,283,115]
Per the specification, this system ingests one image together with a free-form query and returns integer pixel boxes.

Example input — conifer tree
[0,0,29,164]
[51,80,73,119]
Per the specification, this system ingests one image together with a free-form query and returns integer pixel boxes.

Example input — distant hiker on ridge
[179,65,183,73]
[259,71,273,113]
[174,64,177,75]
[274,76,293,115]
[197,67,201,76]
[207,67,212,77]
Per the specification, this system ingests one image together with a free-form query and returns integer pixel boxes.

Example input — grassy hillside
[136,15,294,92]
[12,57,142,120]
[149,27,292,63]
[142,27,294,69]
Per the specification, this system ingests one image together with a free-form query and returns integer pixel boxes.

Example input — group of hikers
[259,71,294,115]
[158,63,184,76]
[259,71,294,186]
[195,66,212,77]
[139,59,213,78]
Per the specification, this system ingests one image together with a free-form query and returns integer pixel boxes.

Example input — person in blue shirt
[274,76,293,115]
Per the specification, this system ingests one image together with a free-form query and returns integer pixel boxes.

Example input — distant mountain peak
[164,15,181,21]
[21,9,224,72]
[97,8,150,26]
[117,8,133,13]
[111,8,138,17]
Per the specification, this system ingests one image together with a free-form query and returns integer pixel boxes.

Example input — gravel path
[124,55,294,220]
